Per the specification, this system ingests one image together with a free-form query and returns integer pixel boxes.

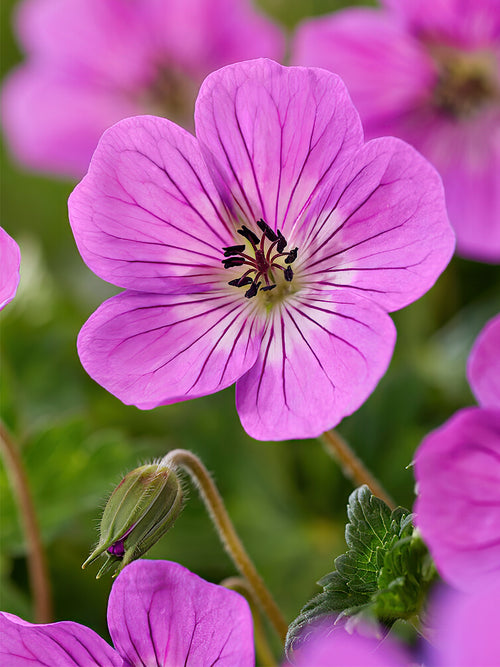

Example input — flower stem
[162,449,288,643]
[0,422,52,622]
[321,429,396,509]
[221,576,278,667]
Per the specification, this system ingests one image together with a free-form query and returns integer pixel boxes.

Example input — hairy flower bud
[82,462,183,577]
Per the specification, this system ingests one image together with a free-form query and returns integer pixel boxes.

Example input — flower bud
[82,461,183,577]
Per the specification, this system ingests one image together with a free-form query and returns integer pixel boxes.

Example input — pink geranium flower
[288,584,500,667]
[414,313,500,591]
[292,0,500,263]
[0,227,21,310]
[69,59,454,441]
[0,560,254,666]
[1,0,284,178]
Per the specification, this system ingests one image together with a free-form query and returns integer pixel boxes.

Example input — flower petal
[292,8,435,127]
[143,0,284,77]
[0,612,122,667]
[289,623,408,667]
[1,66,140,179]
[381,0,500,48]
[108,560,254,667]
[195,58,364,237]
[236,290,396,440]
[299,136,454,313]
[78,289,265,408]
[414,407,500,591]
[15,0,154,86]
[69,115,235,292]
[0,227,21,310]
[431,584,500,667]
[389,107,500,263]
[435,114,500,263]
[467,314,500,408]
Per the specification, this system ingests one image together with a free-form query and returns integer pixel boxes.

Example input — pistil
[222,219,299,298]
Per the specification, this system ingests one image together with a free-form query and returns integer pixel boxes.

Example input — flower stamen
[223,220,299,298]
[237,225,260,246]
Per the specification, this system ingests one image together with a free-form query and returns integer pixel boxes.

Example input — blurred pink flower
[0,559,254,666]
[289,625,410,667]
[429,583,500,667]
[467,313,500,408]
[69,59,454,441]
[289,584,500,667]
[1,0,284,179]
[292,0,500,263]
[414,407,500,591]
[0,227,21,310]
[415,312,500,591]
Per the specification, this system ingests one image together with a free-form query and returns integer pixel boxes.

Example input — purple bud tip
[107,540,126,557]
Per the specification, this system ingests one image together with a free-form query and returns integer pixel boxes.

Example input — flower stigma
[222,219,299,306]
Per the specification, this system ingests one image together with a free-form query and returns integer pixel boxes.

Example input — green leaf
[286,486,437,654]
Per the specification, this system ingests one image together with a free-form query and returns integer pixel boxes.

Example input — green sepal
[82,461,183,577]
[286,486,437,654]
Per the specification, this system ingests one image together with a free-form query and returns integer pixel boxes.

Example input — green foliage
[286,486,437,653]
[0,419,147,552]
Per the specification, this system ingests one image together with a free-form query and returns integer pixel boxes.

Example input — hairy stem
[0,422,52,622]
[221,576,278,667]
[321,429,396,509]
[162,449,288,643]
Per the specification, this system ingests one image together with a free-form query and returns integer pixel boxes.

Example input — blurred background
[1,0,499,649]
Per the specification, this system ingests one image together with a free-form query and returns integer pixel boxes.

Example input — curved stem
[321,430,396,510]
[221,576,278,667]
[0,422,52,622]
[162,449,288,643]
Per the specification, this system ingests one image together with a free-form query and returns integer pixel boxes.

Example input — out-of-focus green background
[1,0,499,647]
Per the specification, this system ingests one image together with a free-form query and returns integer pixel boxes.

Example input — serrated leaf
[286,486,437,654]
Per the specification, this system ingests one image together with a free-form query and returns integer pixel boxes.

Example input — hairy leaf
[286,486,436,654]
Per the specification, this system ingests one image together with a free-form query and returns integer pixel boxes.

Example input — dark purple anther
[228,277,253,287]
[276,230,287,253]
[237,225,260,246]
[245,281,261,298]
[223,257,246,269]
[225,221,298,293]
[223,244,246,257]
[257,218,278,242]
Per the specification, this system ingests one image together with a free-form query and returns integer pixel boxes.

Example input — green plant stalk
[162,449,288,643]
[0,422,53,622]
[321,429,396,509]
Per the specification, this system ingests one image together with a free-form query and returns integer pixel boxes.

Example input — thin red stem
[0,422,53,621]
